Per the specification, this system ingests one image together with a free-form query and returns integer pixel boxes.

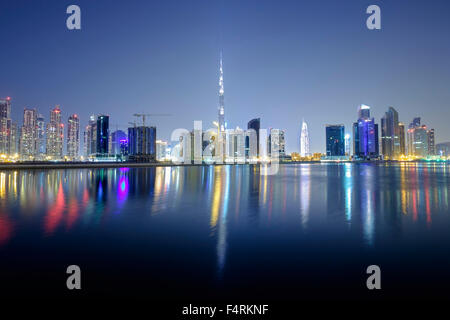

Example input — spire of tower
[218,50,225,132]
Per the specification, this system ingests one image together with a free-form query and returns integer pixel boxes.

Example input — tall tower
[20,108,37,159]
[46,105,64,159]
[67,114,80,160]
[300,119,310,157]
[218,51,225,132]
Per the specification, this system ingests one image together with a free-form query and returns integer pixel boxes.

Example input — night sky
[1,0,449,153]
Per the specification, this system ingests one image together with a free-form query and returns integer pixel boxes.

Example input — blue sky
[1,0,449,153]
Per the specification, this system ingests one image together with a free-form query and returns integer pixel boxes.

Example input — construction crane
[133,113,171,127]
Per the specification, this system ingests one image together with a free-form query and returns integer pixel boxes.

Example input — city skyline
[1,0,450,154]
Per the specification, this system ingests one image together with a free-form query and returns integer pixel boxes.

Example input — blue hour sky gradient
[0,0,450,153]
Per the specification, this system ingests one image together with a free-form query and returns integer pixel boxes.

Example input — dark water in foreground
[1,163,450,301]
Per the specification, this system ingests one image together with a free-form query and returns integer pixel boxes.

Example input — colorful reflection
[0,163,448,274]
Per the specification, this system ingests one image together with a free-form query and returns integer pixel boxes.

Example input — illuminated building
[225,127,246,163]
[67,114,80,160]
[96,115,109,156]
[436,142,450,157]
[381,107,401,159]
[0,97,16,156]
[247,118,260,157]
[268,128,286,159]
[353,104,379,160]
[127,125,156,162]
[399,122,406,155]
[345,134,351,156]
[19,108,37,159]
[110,130,127,156]
[83,115,97,158]
[46,105,64,159]
[36,114,46,159]
[326,124,345,157]
[407,117,432,158]
[427,128,435,156]
[218,51,226,132]
[300,119,310,157]
[156,140,168,161]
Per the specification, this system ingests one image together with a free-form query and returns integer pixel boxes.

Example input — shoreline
[0,159,447,170]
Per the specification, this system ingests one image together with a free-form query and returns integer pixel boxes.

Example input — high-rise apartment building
[67,114,80,160]
[19,108,37,159]
[46,105,64,159]
[326,125,345,157]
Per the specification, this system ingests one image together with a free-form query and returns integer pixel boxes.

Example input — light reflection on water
[0,163,450,273]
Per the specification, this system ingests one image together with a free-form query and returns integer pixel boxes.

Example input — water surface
[1,163,450,300]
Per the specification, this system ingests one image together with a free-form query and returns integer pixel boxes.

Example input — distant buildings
[353,104,379,160]
[0,97,17,156]
[67,114,80,160]
[128,125,156,162]
[436,142,450,157]
[247,118,260,157]
[406,117,435,158]
[46,105,64,160]
[110,129,127,156]
[381,107,401,159]
[156,140,168,161]
[344,134,351,156]
[218,52,226,132]
[36,114,46,159]
[326,124,345,157]
[96,115,109,156]
[84,115,97,158]
[20,108,37,159]
[268,128,286,159]
[428,128,435,156]
[300,119,310,157]
[399,122,406,156]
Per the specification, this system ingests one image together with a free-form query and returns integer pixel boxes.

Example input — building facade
[96,115,109,156]
[353,104,379,160]
[46,105,64,159]
[326,124,345,157]
[381,107,401,159]
[67,114,80,160]
[20,108,37,159]
[128,126,156,162]
[300,119,310,157]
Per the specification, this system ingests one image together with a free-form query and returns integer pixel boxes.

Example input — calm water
[1,163,450,300]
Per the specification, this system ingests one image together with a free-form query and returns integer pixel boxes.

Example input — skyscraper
[344,134,351,155]
[326,125,345,157]
[353,104,379,160]
[381,107,401,159]
[398,122,406,156]
[218,51,225,132]
[36,114,46,159]
[110,129,127,156]
[268,128,286,158]
[46,105,64,159]
[96,115,109,156]
[156,140,168,161]
[19,108,37,159]
[67,114,80,160]
[84,115,97,158]
[247,118,260,157]
[407,117,430,158]
[300,119,310,157]
[0,97,14,156]
[128,125,156,162]
[427,128,435,156]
